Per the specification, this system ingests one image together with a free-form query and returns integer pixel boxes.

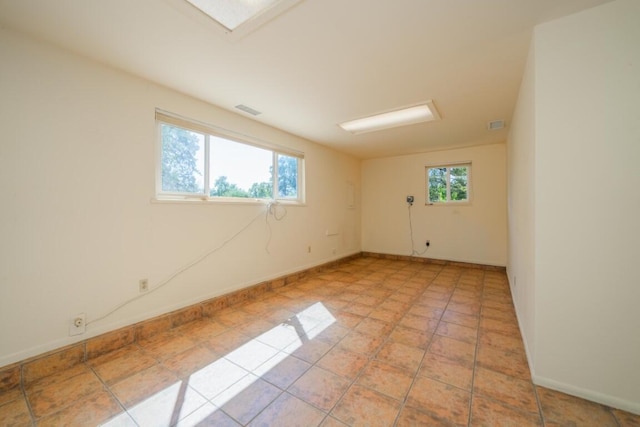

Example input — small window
[426,164,470,204]
[157,111,304,203]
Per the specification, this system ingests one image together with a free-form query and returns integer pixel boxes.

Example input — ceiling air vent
[487,120,505,131]
[235,104,262,116]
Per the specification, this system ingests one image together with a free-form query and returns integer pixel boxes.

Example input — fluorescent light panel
[186,0,280,31]
[339,101,440,134]
[235,104,262,116]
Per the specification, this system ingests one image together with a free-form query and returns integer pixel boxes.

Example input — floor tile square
[399,313,440,333]
[419,352,474,391]
[26,368,105,418]
[353,317,393,338]
[406,377,471,426]
[174,403,240,427]
[331,384,401,426]
[162,344,220,379]
[470,394,542,427]
[36,390,124,427]
[368,307,404,323]
[186,358,250,400]
[0,397,33,426]
[427,335,476,367]
[337,331,384,356]
[376,341,424,373]
[253,352,311,389]
[288,366,350,412]
[283,338,333,364]
[436,321,478,344]
[356,361,414,401]
[396,406,456,427]
[127,381,208,426]
[389,325,433,349]
[248,393,325,427]
[475,344,530,381]
[110,364,179,409]
[611,408,640,426]
[441,310,479,328]
[224,339,279,371]
[537,386,619,426]
[317,347,368,380]
[90,345,159,386]
[212,375,282,425]
[408,304,445,320]
[473,367,538,414]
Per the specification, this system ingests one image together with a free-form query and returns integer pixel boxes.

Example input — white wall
[362,144,507,266]
[508,0,640,413]
[0,28,361,367]
[507,40,537,369]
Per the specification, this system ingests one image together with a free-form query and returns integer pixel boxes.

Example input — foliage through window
[427,164,470,203]
[157,112,303,202]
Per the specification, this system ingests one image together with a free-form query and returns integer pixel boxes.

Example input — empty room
[0,0,638,425]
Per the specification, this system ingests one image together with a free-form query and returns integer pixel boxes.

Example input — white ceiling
[0,0,614,159]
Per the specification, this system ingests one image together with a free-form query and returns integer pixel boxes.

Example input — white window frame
[425,162,471,205]
[155,110,305,204]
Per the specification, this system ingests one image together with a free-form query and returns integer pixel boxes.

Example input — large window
[426,163,470,204]
[156,111,303,202]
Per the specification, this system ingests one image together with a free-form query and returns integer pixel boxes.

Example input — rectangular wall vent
[487,120,505,130]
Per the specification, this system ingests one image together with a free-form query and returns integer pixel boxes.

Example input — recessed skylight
[186,0,281,31]
[339,101,441,134]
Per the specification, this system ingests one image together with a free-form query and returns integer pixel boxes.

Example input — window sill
[151,196,306,207]
[425,201,471,206]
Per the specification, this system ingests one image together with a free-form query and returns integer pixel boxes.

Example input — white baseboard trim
[507,271,640,416]
[533,375,640,416]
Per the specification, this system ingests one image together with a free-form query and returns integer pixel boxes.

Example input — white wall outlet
[69,313,86,336]
[139,279,149,292]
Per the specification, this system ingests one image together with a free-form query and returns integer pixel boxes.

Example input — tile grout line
[310,275,395,424]
[337,270,425,426]
[466,268,486,427]
[391,265,452,426]
[18,364,37,426]
[85,361,141,427]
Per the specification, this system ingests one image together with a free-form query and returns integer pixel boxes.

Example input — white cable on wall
[87,202,287,326]
[264,202,287,254]
[408,203,429,256]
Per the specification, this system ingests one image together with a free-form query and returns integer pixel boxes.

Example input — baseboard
[0,251,508,394]
[507,272,640,416]
[0,251,363,391]
[361,251,506,271]
[534,375,640,416]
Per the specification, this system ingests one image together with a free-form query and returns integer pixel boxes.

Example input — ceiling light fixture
[339,101,440,134]
[235,104,262,116]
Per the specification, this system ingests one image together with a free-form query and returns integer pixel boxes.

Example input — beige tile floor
[1,257,639,426]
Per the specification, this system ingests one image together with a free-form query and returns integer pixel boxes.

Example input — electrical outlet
[139,279,149,292]
[69,313,86,336]
[406,195,414,205]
